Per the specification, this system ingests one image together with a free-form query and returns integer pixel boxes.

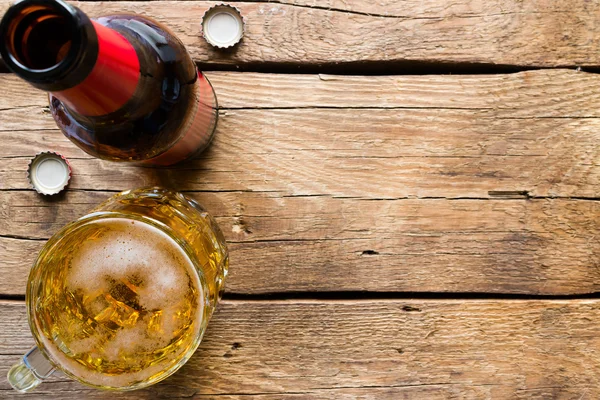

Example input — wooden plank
[0,383,493,400]
[3,111,598,197]
[1,70,600,198]
[5,68,600,113]
[1,299,599,397]
[241,0,593,19]
[1,190,600,296]
[1,1,599,68]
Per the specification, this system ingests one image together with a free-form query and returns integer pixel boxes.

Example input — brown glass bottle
[0,0,218,166]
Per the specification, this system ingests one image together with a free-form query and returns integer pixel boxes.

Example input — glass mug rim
[19,189,225,391]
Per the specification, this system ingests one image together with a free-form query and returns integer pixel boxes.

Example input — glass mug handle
[8,347,55,392]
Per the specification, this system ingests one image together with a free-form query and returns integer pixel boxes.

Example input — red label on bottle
[144,72,218,166]
[53,21,140,116]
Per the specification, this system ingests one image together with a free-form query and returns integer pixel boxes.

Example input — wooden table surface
[1,0,600,398]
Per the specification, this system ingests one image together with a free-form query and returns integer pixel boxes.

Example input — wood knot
[232,217,252,235]
[224,342,242,358]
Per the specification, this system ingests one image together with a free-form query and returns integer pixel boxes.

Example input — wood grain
[1,299,599,398]
[5,68,600,113]
[1,69,599,296]
[1,190,599,296]
[1,70,600,198]
[238,0,595,19]
[1,0,599,68]
[0,1,598,398]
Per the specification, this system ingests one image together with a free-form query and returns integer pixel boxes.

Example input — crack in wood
[0,233,47,241]
[220,105,495,110]
[195,60,545,75]
[221,292,600,301]
[3,188,599,201]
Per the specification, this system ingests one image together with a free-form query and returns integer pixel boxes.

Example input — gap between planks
[6,291,600,303]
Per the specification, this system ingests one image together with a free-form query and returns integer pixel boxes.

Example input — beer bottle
[0,0,218,165]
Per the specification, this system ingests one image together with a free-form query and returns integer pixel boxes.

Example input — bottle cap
[201,4,245,49]
[27,152,72,195]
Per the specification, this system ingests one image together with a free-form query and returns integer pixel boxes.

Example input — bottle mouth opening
[0,0,83,77]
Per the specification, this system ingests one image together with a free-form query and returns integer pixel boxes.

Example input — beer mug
[8,188,228,392]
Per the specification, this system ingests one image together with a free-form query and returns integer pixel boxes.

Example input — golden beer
[20,188,228,391]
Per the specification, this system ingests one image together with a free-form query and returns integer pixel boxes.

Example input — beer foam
[66,218,196,311]
[40,218,203,388]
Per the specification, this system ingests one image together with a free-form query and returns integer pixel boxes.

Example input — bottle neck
[0,0,141,117]
[53,21,140,116]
